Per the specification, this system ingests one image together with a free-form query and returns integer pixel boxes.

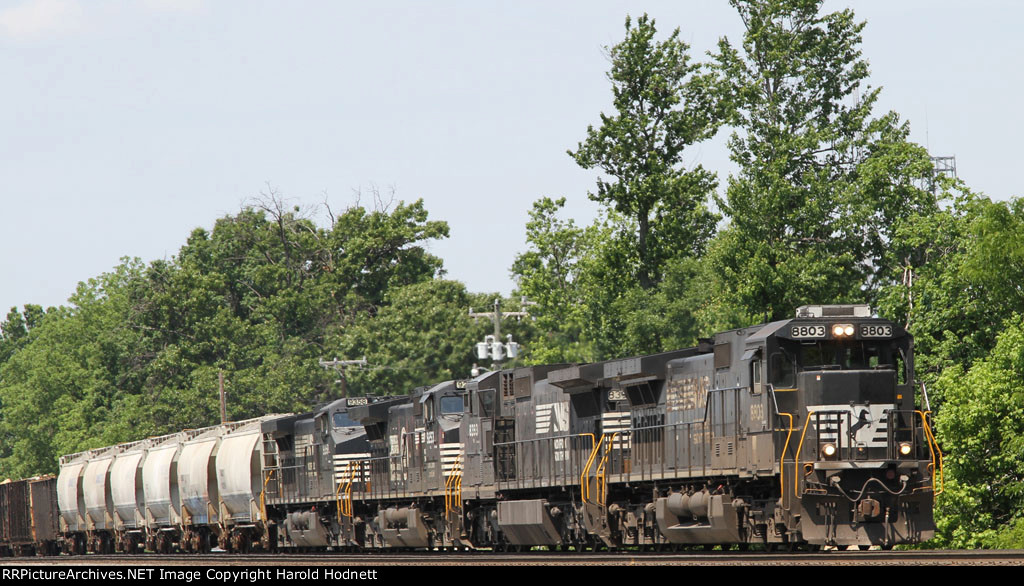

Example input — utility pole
[318,357,368,398]
[469,298,531,372]
[218,370,227,423]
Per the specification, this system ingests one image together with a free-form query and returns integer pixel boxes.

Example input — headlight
[899,442,913,457]
[822,443,837,458]
[832,324,855,337]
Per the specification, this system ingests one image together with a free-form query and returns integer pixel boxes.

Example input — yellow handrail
[336,463,356,522]
[794,411,815,498]
[455,459,463,510]
[344,461,356,517]
[916,410,945,495]
[581,434,606,506]
[444,455,464,517]
[444,456,457,515]
[776,412,795,510]
[595,432,619,506]
[260,469,275,522]
[576,433,594,499]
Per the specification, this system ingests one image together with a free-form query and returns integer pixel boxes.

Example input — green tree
[511,197,614,362]
[0,304,46,364]
[0,262,149,476]
[569,14,724,290]
[712,0,936,319]
[515,15,728,361]
[0,196,453,477]
[877,191,1023,400]
[332,281,534,395]
[933,314,1024,548]
[875,192,1024,546]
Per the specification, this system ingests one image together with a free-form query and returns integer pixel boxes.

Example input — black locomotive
[2,304,940,554]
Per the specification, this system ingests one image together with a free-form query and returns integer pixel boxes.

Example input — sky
[1,0,1021,315]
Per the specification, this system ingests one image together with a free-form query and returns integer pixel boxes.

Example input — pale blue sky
[2,1,1020,314]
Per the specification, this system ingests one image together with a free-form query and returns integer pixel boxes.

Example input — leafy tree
[0,262,149,476]
[569,14,725,290]
[877,191,1023,400]
[0,304,46,364]
[933,314,1024,548]
[515,15,728,361]
[511,197,615,363]
[873,191,1024,546]
[0,196,453,477]
[333,281,534,395]
[711,0,936,319]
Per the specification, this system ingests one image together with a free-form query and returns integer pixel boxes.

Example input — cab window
[770,352,795,387]
[332,411,359,428]
[440,395,464,415]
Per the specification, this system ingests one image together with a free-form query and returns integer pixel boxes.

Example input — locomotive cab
[760,304,937,546]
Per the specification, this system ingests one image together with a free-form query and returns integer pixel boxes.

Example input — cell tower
[920,155,957,193]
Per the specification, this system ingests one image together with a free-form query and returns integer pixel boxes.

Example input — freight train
[0,304,941,555]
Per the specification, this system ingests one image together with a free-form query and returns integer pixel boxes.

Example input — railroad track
[4,549,1024,566]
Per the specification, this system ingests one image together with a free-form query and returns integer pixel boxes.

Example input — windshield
[332,411,359,428]
[771,340,904,388]
[440,395,464,415]
[798,341,895,370]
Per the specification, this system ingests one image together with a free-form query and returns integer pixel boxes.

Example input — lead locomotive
[6,304,938,554]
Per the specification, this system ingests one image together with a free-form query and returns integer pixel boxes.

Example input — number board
[346,397,368,407]
[860,324,893,338]
[790,325,826,339]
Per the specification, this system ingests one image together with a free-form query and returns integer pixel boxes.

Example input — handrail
[344,461,357,517]
[595,432,619,507]
[455,458,463,510]
[776,412,795,510]
[581,434,606,505]
[444,456,457,515]
[916,410,945,495]
[444,455,464,518]
[794,411,815,498]
[260,469,275,522]
[336,462,356,522]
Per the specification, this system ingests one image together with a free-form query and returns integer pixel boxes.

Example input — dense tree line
[0,196,530,477]
[0,0,1019,548]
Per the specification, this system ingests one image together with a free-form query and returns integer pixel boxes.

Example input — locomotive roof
[741,319,791,347]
